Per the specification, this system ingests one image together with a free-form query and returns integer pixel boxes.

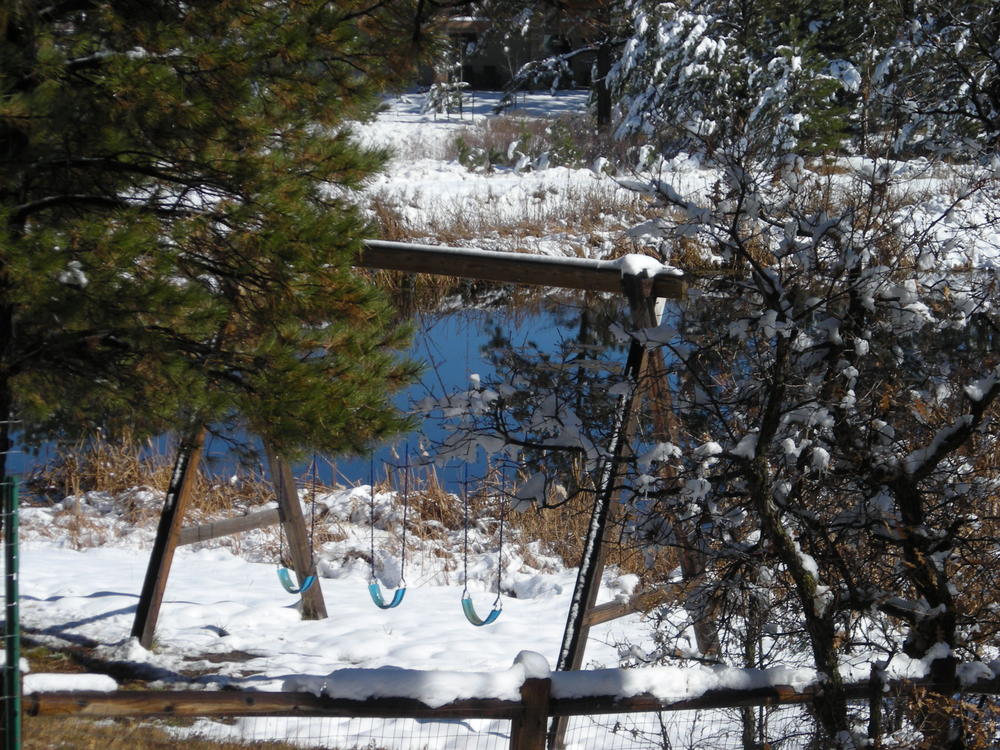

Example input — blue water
[297,300,601,492]
[12,295,629,497]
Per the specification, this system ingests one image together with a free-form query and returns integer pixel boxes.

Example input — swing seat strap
[368,581,406,609]
[461,591,502,627]
[278,568,316,595]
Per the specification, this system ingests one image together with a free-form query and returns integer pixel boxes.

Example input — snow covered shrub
[873,1,1000,158]
[415,0,1000,746]
[609,0,850,157]
[423,80,472,117]
[601,0,1000,742]
[447,113,623,172]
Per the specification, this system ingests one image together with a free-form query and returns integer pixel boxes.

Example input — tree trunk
[594,3,613,131]
[595,41,612,131]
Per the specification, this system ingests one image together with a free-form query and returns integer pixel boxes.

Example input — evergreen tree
[609,0,853,157]
[0,1,425,478]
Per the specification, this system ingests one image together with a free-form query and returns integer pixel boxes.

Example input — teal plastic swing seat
[368,581,406,609]
[461,592,502,627]
[277,568,316,595]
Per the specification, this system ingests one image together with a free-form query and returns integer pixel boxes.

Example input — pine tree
[0,2,426,478]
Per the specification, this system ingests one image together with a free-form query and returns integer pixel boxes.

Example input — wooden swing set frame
[130,239,688,748]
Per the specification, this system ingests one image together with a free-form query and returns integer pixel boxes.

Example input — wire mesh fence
[174,710,815,749]
[19,691,1000,749]
[2,478,21,750]
[560,705,819,750]
[185,715,512,749]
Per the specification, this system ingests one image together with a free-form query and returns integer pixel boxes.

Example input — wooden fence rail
[25,675,1000,750]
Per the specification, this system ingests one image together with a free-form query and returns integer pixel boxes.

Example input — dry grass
[509,477,677,587]
[369,181,654,252]
[23,717,324,750]
[20,646,318,750]
[366,111,661,259]
[27,430,274,520]
[443,113,641,172]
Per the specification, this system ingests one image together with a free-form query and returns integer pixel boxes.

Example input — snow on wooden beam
[358,240,686,299]
[27,677,1000,721]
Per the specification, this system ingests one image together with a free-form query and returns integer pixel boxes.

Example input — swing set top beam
[358,240,686,299]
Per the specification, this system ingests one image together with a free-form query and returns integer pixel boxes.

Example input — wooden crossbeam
[582,586,678,628]
[358,240,686,299]
[178,508,281,547]
[24,690,520,720]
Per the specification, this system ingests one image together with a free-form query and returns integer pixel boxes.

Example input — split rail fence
[23,673,1000,749]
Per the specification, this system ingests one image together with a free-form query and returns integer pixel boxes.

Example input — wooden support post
[645,344,720,657]
[549,274,660,749]
[510,679,551,750]
[131,425,206,650]
[178,508,282,546]
[265,444,327,620]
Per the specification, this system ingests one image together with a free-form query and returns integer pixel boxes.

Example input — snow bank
[550,664,816,700]
[23,673,117,693]
[284,650,818,706]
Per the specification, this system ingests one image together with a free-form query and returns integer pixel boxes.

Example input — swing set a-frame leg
[265,443,327,620]
[548,274,659,750]
[132,431,328,651]
[132,423,207,650]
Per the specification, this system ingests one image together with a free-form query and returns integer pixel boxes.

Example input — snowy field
[15,480,843,749]
[356,90,662,258]
[14,479,688,749]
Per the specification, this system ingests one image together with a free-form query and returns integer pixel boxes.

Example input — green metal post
[3,478,20,750]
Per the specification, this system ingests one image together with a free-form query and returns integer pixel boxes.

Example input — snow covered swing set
[128,239,687,698]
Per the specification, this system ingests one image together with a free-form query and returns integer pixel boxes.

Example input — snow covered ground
[14,488,833,749]
[357,90,654,258]
[15,479,693,749]
[18,484,643,685]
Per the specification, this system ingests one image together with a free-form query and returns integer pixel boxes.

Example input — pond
[12,290,634,498]
[282,290,631,493]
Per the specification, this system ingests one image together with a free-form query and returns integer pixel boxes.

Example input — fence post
[3,478,20,750]
[510,678,551,750]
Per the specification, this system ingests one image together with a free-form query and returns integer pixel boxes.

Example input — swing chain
[369,451,408,589]
[278,511,285,568]
[400,445,408,587]
[494,473,505,608]
[462,466,469,595]
[369,454,377,585]
[309,455,317,553]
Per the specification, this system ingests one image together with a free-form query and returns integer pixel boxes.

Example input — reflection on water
[18,290,633,497]
[302,291,630,492]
